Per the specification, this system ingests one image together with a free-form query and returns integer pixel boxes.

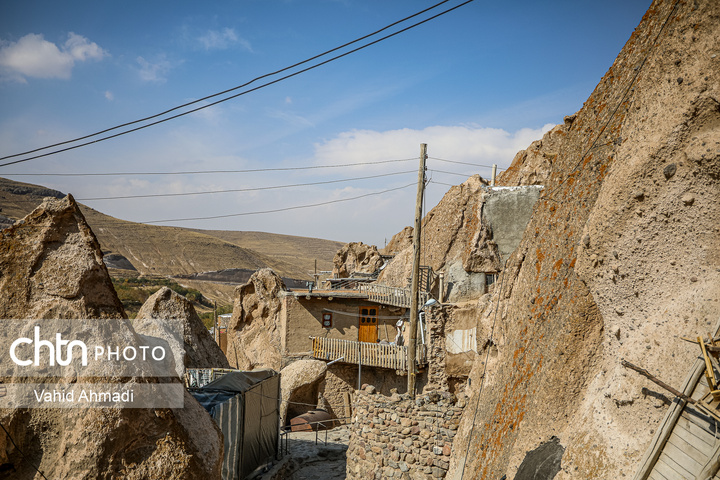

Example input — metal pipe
[357,342,362,391]
[327,356,344,366]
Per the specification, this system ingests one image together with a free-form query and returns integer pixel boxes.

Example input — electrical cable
[459,257,507,479]
[0,422,49,480]
[428,157,502,170]
[319,308,407,321]
[1,158,416,177]
[0,0,476,168]
[428,168,480,178]
[0,181,414,233]
[76,170,415,201]
[88,182,416,225]
[457,11,682,475]
[0,1,454,163]
[542,0,680,202]
[427,179,456,188]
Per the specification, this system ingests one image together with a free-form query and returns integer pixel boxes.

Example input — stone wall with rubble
[346,388,465,479]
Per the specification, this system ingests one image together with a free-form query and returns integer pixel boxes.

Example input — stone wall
[346,388,465,479]
[321,364,412,421]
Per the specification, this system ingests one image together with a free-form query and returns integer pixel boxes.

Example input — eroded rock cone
[226,267,287,370]
[332,242,383,278]
[279,359,327,424]
[0,194,126,320]
[381,226,413,256]
[134,286,230,369]
[0,195,223,479]
[377,174,502,297]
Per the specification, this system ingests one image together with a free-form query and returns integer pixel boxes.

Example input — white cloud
[0,32,107,81]
[198,28,251,51]
[104,90,114,101]
[29,121,556,248]
[136,55,173,83]
[313,124,556,175]
[64,33,106,62]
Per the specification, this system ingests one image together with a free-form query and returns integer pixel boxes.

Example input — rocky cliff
[225,268,288,370]
[332,242,384,278]
[446,0,720,478]
[377,175,496,291]
[0,196,223,479]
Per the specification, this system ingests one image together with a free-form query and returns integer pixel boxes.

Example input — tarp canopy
[190,369,280,480]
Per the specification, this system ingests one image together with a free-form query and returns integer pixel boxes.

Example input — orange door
[358,306,378,343]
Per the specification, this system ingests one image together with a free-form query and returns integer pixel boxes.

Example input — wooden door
[358,306,378,343]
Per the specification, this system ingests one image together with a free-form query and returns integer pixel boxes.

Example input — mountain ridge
[0,176,344,281]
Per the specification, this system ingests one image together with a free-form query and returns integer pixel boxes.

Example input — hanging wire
[0,422,49,480]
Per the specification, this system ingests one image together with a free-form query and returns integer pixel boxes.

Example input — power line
[542,0,680,202]
[1,158,416,177]
[428,157,503,170]
[428,179,456,188]
[0,0,476,168]
[428,168,480,178]
[88,182,416,225]
[460,258,508,479]
[0,422,49,480]
[76,170,415,201]
[0,1,454,164]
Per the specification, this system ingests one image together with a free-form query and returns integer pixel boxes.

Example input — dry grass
[0,177,345,305]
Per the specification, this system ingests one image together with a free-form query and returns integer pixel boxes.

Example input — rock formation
[496,123,569,186]
[134,286,230,369]
[447,1,720,478]
[376,174,524,303]
[279,359,327,423]
[381,226,413,255]
[331,242,384,278]
[0,195,223,479]
[225,268,288,370]
[0,195,126,320]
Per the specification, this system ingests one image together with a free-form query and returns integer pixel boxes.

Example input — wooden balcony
[359,284,430,309]
[310,336,427,371]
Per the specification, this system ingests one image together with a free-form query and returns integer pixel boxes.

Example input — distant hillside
[0,177,342,282]
[191,229,344,275]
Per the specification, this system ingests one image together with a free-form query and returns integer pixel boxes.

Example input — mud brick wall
[346,389,464,479]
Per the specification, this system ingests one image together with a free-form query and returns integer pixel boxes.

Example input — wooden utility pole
[408,143,427,398]
[214,300,218,343]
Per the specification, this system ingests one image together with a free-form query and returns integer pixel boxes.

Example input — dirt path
[260,425,351,480]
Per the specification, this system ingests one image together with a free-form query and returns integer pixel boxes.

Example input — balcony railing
[310,336,427,371]
[359,284,430,309]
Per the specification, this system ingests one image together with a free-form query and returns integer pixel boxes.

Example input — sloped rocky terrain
[445,0,720,478]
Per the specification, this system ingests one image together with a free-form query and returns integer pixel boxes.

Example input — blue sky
[0,0,651,247]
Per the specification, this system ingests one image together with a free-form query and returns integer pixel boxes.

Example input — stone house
[275,184,543,396]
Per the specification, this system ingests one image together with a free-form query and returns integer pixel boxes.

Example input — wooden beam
[622,360,697,405]
[633,318,720,480]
